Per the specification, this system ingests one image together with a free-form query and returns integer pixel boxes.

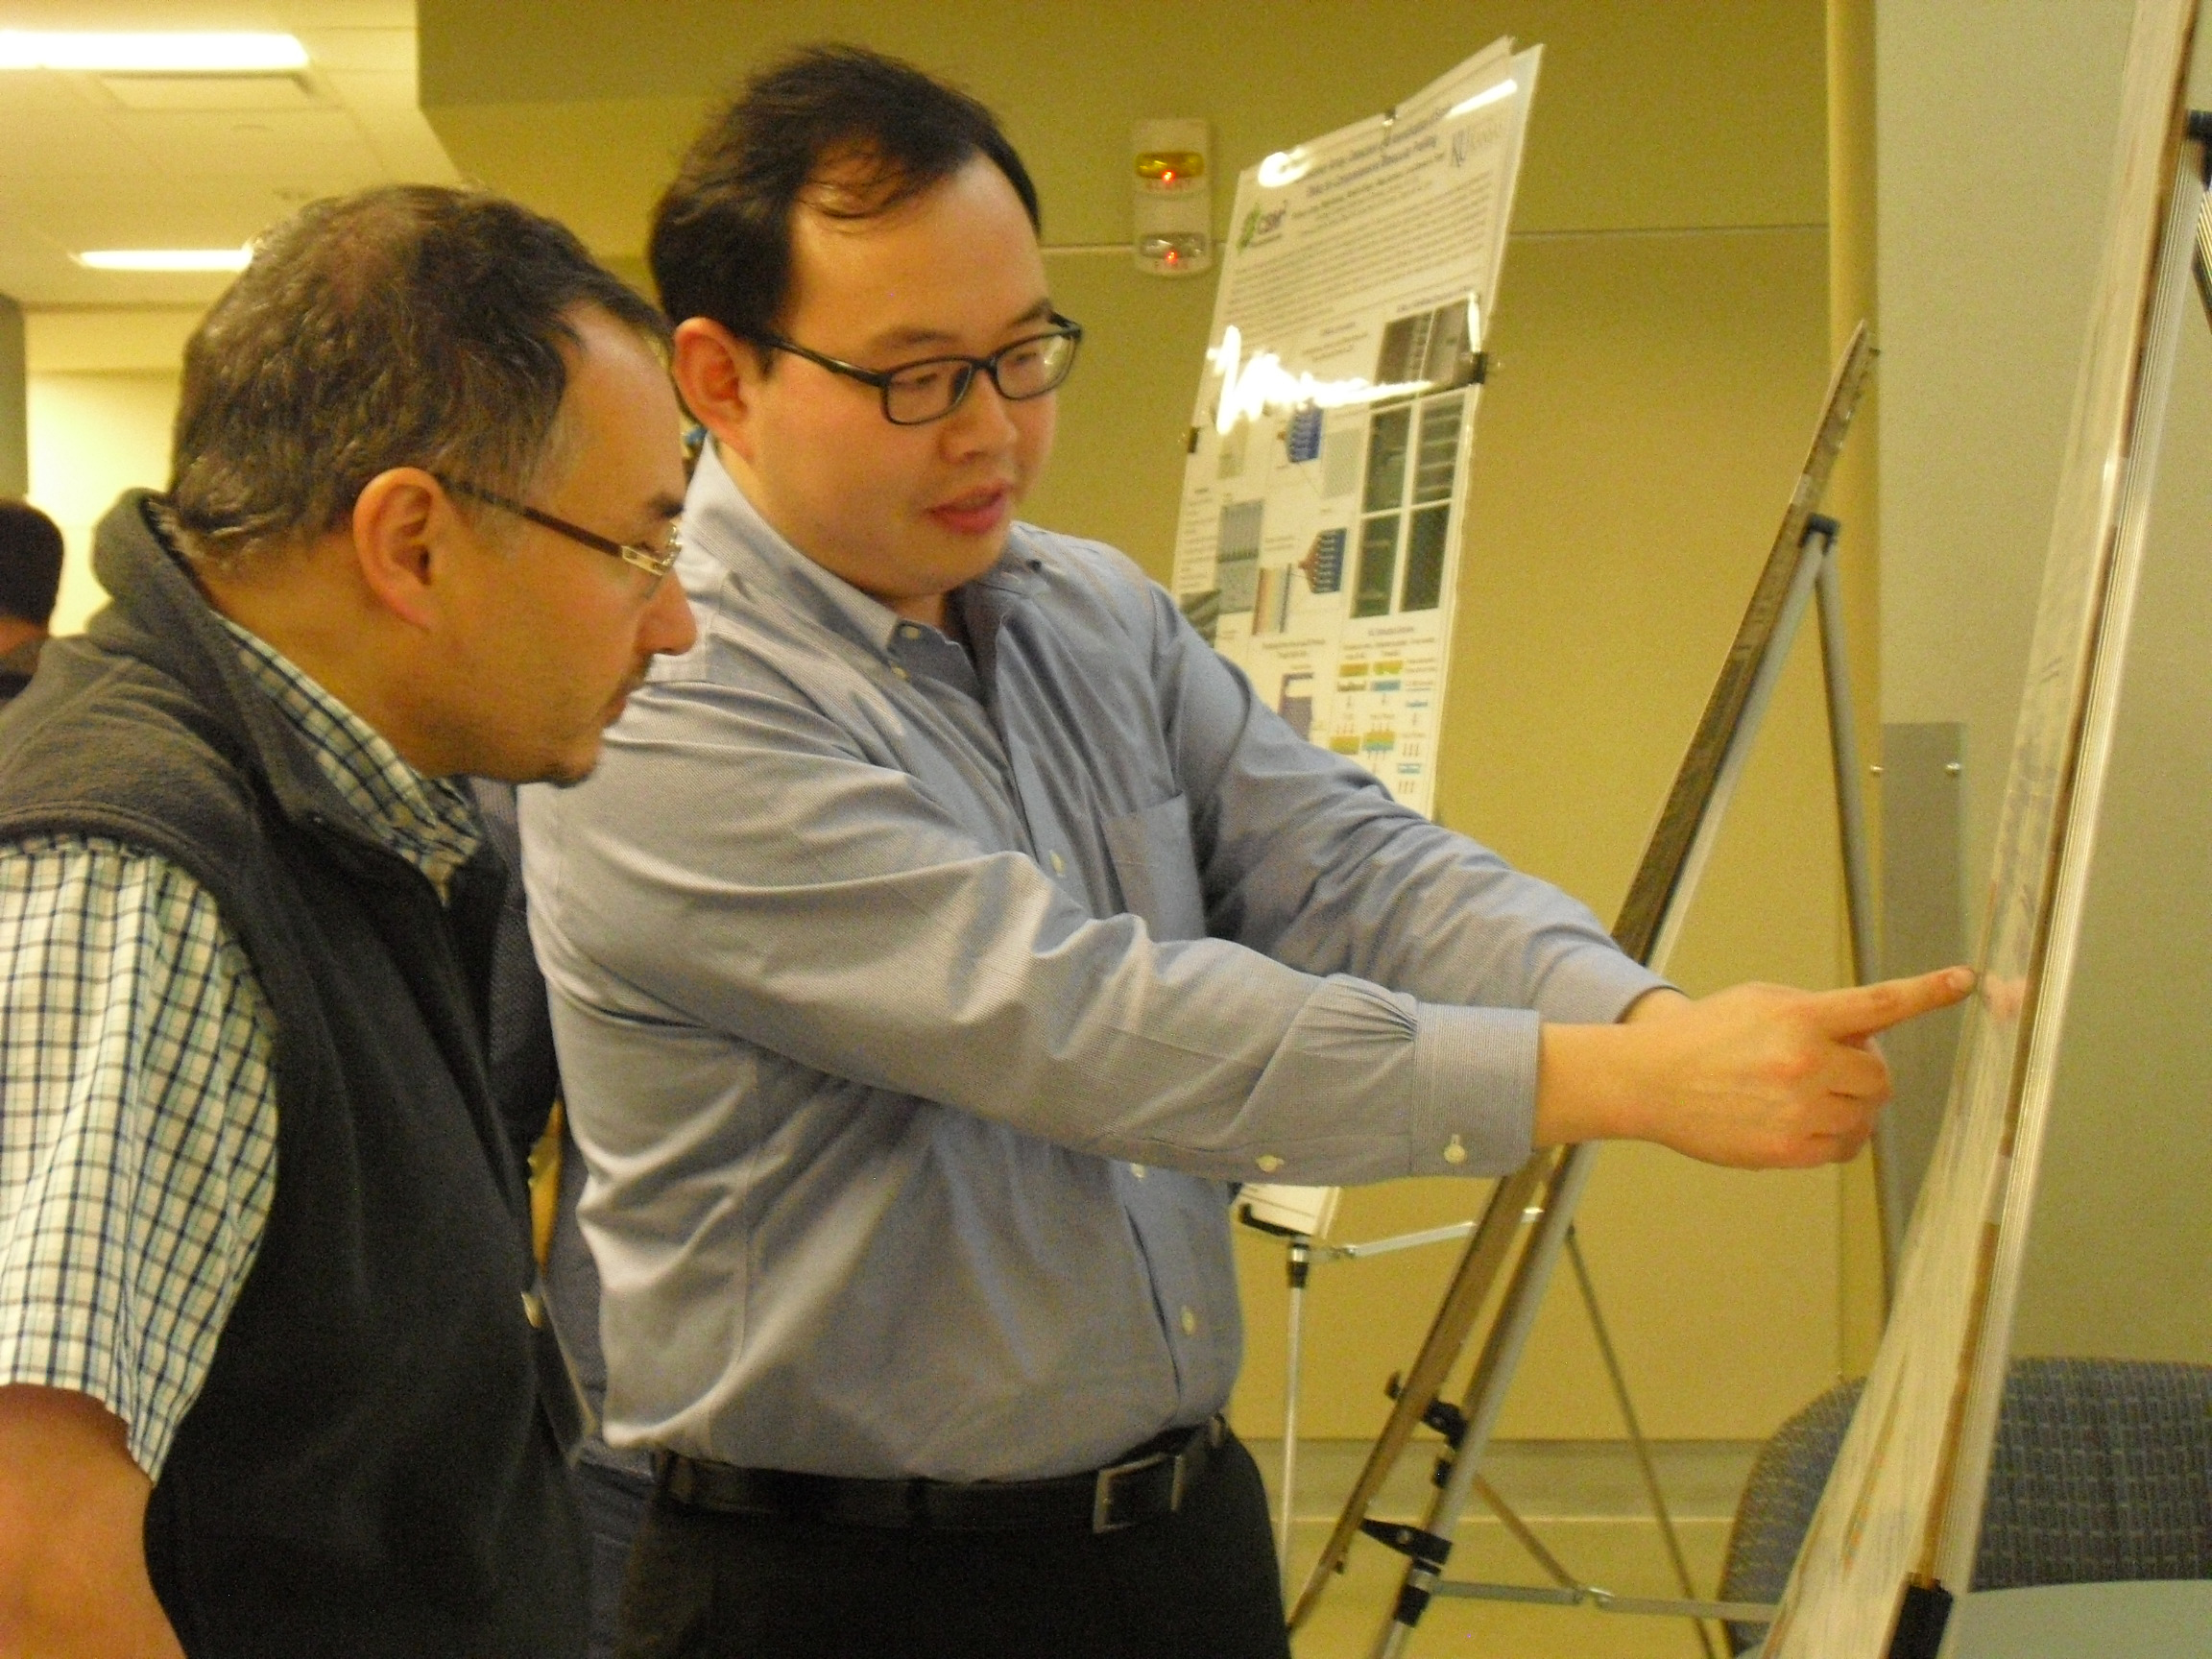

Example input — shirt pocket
[1101,793,1207,942]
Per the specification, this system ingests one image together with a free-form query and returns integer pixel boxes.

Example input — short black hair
[0,499,63,626]
[649,44,1040,349]
[171,184,669,567]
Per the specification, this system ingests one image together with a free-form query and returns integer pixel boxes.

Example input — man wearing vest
[0,185,697,1657]
[523,46,1972,1658]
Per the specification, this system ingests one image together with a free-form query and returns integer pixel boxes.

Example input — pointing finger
[1809,967,1975,1039]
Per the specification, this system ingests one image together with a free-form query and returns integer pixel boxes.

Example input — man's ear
[672,318,767,463]
[349,468,447,630]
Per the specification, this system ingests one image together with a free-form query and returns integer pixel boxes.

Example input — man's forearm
[0,1385,186,1659]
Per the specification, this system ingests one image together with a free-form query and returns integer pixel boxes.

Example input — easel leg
[1288,1160,1549,1630]
[1365,1147,1597,1658]
[1812,524,1879,992]
[1280,1237,1310,1596]
[2188,111,2212,327]
[1566,1227,1719,1659]
[1810,518,1893,1301]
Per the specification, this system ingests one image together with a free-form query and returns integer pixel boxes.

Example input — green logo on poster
[1238,205,1287,251]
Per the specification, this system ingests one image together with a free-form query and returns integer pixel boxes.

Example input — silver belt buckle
[1091,1449,1171,1534]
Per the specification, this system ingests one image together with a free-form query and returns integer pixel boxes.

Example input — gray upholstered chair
[1718,1358,2212,1654]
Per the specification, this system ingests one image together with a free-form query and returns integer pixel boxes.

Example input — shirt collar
[683,443,1043,661]
[216,613,483,901]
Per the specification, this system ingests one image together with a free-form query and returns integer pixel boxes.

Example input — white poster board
[1764,2,2199,1652]
[1170,37,1538,821]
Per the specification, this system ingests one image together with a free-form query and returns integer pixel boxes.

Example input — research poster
[1170,38,1539,819]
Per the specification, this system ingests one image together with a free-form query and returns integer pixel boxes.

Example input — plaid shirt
[0,618,481,1478]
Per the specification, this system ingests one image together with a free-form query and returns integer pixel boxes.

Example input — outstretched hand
[1536,966,1976,1169]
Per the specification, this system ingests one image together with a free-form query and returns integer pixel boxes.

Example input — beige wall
[23,307,200,636]
[1877,2,2212,1366]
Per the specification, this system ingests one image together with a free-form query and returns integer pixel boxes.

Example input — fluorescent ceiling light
[0,31,308,73]
[1447,79,1517,118]
[75,248,252,273]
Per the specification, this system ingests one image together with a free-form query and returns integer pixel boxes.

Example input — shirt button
[891,664,910,681]
[1180,1306,1198,1335]
[1129,1164,1147,1180]
[1049,850,1066,875]
[1256,1154,1283,1173]
[1443,1134,1468,1166]
[898,623,923,638]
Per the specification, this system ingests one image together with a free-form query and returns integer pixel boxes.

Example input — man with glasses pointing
[522,46,1970,1659]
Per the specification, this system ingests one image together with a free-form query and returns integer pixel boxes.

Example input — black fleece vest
[0,494,586,1658]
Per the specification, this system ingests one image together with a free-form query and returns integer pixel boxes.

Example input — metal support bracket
[1358,1518,1454,1571]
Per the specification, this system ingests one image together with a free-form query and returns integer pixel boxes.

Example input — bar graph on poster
[1171,37,1538,819]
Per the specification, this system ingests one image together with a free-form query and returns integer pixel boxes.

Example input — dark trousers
[613,1431,1291,1659]
[575,1458,656,1659]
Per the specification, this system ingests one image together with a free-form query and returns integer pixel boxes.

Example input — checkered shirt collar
[218,616,482,901]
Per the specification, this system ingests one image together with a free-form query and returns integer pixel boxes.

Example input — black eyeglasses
[438,476,683,579]
[760,313,1084,426]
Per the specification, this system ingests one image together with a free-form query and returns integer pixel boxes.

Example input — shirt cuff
[1411,1003,1542,1176]
[1532,951,1674,1028]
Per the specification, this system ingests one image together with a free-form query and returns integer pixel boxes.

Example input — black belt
[655,1417,1227,1534]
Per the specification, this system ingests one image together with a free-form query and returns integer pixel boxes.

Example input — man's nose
[940,371,1021,454]
[641,567,698,656]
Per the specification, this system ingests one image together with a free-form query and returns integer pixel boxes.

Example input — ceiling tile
[344,107,462,183]
[0,71,102,112]
[106,106,361,146]
[293,26,415,75]
[0,106,158,179]
[0,2,278,22]
[0,3,454,305]
[0,201,228,308]
[281,1,416,26]
[6,176,325,243]
[99,106,382,183]
[96,71,324,109]
[322,64,424,114]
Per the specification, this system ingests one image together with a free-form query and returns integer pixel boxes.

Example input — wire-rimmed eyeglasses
[438,475,683,579]
[760,313,1084,426]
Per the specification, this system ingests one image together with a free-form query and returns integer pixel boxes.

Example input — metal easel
[1242,1196,1732,1629]
[1238,1202,1479,1586]
[1287,325,1882,1656]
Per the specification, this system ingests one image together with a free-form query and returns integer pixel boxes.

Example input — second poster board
[1169,37,1538,823]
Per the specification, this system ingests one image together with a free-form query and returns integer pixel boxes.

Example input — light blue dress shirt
[520,448,1662,1482]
